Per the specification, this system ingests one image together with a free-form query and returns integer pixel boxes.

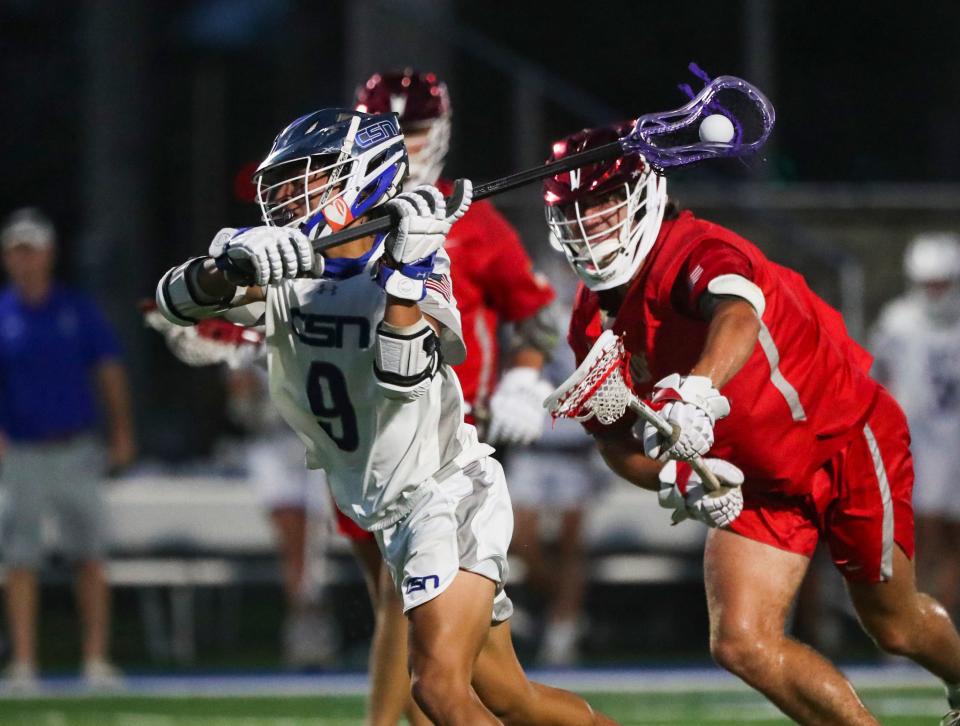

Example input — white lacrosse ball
[699,114,735,143]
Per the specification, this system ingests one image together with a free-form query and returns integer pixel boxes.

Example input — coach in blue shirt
[0,208,135,689]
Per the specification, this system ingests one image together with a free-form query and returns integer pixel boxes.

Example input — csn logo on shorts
[405,575,440,594]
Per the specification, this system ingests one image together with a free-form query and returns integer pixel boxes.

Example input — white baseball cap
[1,208,56,251]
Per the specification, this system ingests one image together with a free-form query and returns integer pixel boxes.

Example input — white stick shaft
[627,398,723,493]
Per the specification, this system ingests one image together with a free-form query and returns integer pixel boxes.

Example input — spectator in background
[0,208,135,689]
[871,232,960,618]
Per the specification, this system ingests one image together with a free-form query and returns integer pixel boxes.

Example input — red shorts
[726,388,915,582]
[335,504,373,541]
[334,411,479,541]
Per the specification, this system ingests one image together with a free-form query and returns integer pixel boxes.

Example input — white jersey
[871,294,960,426]
[871,294,960,515]
[264,246,492,531]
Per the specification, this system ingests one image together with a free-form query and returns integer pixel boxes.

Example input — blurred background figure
[871,232,960,618]
[353,68,557,725]
[140,310,341,669]
[506,271,608,666]
[224,366,339,669]
[0,208,135,689]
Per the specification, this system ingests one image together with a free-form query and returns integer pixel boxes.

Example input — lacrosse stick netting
[545,330,640,427]
[144,309,266,369]
[545,330,721,492]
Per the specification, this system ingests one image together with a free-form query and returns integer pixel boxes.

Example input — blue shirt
[0,285,122,441]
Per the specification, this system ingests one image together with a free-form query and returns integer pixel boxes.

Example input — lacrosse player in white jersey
[154,108,614,726]
[871,232,960,618]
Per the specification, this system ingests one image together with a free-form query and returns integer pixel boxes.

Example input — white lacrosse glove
[658,458,744,528]
[486,367,554,445]
[209,226,316,287]
[641,374,730,461]
[375,180,473,301]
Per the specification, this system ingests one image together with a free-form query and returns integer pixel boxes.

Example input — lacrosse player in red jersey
[543,120,960,726]
[154,108,614,726]
[350,68,557,726]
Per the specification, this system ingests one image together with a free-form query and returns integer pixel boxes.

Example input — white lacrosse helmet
[904,232,960,324]
[543,121,667,291]
[355,69,451,188]
[254,108,407,241]
[905,232,960,283]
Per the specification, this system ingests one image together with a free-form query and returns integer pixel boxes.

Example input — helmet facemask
[545,170,666,291]
[256,154,352,230]
[403,114,451,187]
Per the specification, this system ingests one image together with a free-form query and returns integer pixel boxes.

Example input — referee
[0,209,136,689]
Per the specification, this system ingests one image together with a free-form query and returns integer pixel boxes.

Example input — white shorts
[507,446,608,510]
[375,456,514,622]
[247,433,328,514]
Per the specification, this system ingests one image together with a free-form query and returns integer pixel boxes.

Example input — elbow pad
[509,305,561,359]
[706,274,765,317]
[156,257,246,326]
[374,317,441,400]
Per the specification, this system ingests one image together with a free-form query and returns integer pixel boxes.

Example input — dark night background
[2,0,960,681]
[2,0,958,466]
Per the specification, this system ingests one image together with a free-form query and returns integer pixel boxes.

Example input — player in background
[505,258,607,666]
[871,233,960,621]
[139,310,340,668]
[154,107,614,726]
[542,121,960,726]
[225,366,338,667]
[352,69,557,725]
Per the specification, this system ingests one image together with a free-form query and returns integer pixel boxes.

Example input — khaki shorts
[375,456,514,622]
[1,435,110,567]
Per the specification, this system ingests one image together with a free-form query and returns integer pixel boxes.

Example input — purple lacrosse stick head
[621,68,776,170]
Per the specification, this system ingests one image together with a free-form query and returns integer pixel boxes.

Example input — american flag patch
[425,273,452,302]
[689,264,704,287]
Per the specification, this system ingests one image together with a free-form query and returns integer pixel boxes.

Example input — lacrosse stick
[544,330,722,494]
[216,65,775,287]
[142,302,266,369]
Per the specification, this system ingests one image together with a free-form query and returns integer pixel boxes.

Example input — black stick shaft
[313,139,624,254]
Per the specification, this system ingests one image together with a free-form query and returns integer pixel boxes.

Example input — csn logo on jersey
[354,118,399,150]
[291,308,371,349]
[405,575,440,594]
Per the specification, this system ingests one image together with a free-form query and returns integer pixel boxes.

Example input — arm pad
[508,304,561,359]
[374,317,441,401]
[156,257,247,326]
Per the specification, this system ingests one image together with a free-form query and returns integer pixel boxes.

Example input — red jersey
[568,211,879,496]
[437,178,554,408]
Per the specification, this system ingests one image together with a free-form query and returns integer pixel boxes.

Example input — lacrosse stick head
[545,330,635,425]
[621,64,776,171]
[142,303,265,369]
[543,121,667,290]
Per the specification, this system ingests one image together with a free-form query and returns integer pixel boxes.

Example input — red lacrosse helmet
[355,69,451,186]
[543,122,667,291]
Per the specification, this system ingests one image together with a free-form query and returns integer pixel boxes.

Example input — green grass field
[0,687,946,726]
